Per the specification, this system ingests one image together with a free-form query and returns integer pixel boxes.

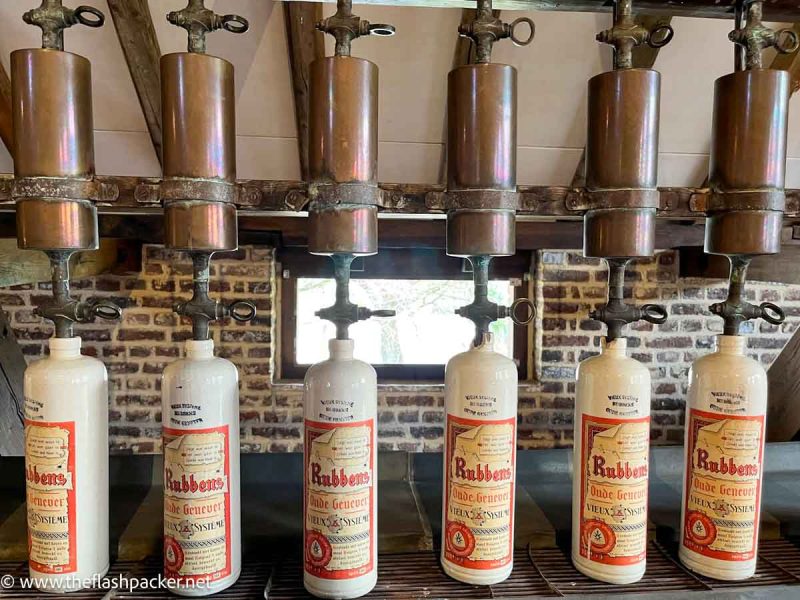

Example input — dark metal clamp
[167,0,249,54]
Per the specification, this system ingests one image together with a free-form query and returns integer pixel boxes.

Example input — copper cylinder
[161,53,237,251]
[584,209,656,258]
[586,69,659,192]
[447,63,516,191]
[309,56,378,184]
[16,199,98,251]
[309,206,378,256]
[705,69,790,256]
[447,210,515,257]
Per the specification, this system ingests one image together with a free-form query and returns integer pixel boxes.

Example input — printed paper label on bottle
[683,409,764,562]
[163,426,231,583]
[443,415,516,571]
[579,415,649,566]
[25,420,77,574]
[304,418,375,580]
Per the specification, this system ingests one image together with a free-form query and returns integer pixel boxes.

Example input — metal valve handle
[597,0,673,69]
[641,303,668,324]
[23,0,105,50]
[317,0,396,57]
[511,297,536,325]
[509,17,536,47]
[85,299,123,321]
[648,23,674,48]
[459,0,536,64]
[759,302,785,325]
[368,309,396,318]
[227,300,257,323]
[368,24,397,37]
[167,0,249,54]
[730,0,799,70]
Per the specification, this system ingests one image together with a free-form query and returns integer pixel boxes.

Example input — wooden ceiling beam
[107,0,163,166]
[571,16,673,187]
[284,2,325,181]
[0,62,13,157]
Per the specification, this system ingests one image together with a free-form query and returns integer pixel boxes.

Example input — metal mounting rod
[709,255,785,336]
[596,0,673,69]
[35,251,122,339]
[315,253,395,340]
[173,252,256,341]
[589,258,667,341]
[458,0,535,64]
[456,255,534,347]
[167,0,249,54]
[316,0,395,57]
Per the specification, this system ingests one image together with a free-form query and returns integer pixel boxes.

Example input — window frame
[277,247,531,382]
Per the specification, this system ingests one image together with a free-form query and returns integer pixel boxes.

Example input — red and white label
[683,409,764,562]
[579,414,650,566]
[25,420,77,574]
[163,426,231,583]
[304,418,375,580]
[443,414,516,571]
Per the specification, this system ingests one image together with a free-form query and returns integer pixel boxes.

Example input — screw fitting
[23,0,104,51]
[458,0,534,64]
[596,0,673,70]
[316,0,395,58]
[167,0,249,54]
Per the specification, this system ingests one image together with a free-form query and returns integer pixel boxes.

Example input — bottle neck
[329,338,354,360]
[601,336,627,358]
[48,336,82,359]
[185,339,215,360]
[716,334,745,356]
[472,332,495,352]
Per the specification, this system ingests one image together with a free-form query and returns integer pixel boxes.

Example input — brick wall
[4,245,796,454]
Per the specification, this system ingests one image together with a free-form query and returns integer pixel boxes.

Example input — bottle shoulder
[163,355,238,379]
[578,352,649,377]
[447,347,517,372]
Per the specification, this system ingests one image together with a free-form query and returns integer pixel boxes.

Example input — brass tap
[167,0,249,55]
[730,0,798,71]
[590,258,667,342]
[456,255,534,347]
[596,0,673,70]
[35,251,121,339]
[316,0,395,58]
[458,0,534,64]
[23,0,104,51]
[173,252,256,341]
[315,254,395,340]
[710,255,784,336]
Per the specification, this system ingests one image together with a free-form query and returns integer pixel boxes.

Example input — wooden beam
[570,16,673,187]
[768,329,800,442]
[0,62,13,157]
[107,0,162,165]
[284,2,325,181]
[769,23,800,94]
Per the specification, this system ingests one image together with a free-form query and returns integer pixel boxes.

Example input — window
[278,248,532,381]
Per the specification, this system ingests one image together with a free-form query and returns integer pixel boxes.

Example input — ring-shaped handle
[221,14,249,34]
[91,301,122,321]
[648,23,674,48]
[74,5,105,28]
[229,300,257,322]
[776,28,800,54]
[760,302,786,325]
[641,303,668,324]
[369,23,396,36]
[510,17,535,47]
[511,297,535,325]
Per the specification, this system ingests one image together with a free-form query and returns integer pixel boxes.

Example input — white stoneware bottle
[162,339,241,596]
[441,332,518,585]
[303,338,378,599]
[679,335,767,581]
[24,336,109,593]
[571,337,651,584]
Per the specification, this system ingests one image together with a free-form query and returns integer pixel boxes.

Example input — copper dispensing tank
[584,69,660,258]
[12,48,98,251]
[446,63,517,258]
[308,56,379,255]
[161,52,238,251]
[704,69,790,256]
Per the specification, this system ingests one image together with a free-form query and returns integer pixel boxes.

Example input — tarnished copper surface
[309,56,378,185]
[163,201,237,251]
[16,198,98,251]
[447,210,515,257]
[584,208,655,258]
[161,52,236,182]
[11,49,94,179]
[586,69,659,193]
[705,211,782,256]
[447,63,516,192]
[308,205,378,255]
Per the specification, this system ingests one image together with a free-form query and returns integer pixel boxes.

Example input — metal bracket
[23,0,104,51]
[317,0,395,58]
[590,257,668,341]
[597,0,673,70]
[315,253,394,340]
[458,0,534,64]
[173,252,256,341]
[566,188,661,212]
[12,177,119,203]
[167,0,249,55]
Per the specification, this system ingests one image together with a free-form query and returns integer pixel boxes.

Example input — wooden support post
[570,16,672,187]
[768,329,800,442]
[0,62,13,157]
[107,0,163,165]
[284,2,325,181]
